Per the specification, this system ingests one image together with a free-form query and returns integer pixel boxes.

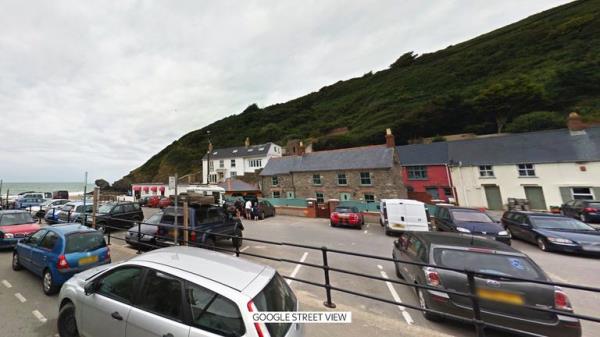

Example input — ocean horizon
[0,182,96,197]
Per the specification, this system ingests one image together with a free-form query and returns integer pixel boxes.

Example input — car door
[401,235,423,284]
[33,230,60,276]
[79,266,143,337]
[26,229,49,275]
[110,205,126,228]
[436,208,451,231]
[392,233,411,278]
[16,229,45,271]
[126,269,190,337]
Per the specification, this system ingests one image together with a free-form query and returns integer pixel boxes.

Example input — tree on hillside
[473,77,547,133]
[390,51,417,69]
[505,111,564,133]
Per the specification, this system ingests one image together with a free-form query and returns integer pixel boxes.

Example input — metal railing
[87,214,597,337]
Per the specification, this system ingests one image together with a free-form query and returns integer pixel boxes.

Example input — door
[340,193,352,202]
[484,185,503,210]
[79,266,143,337]
[32,230,59,276]
[23,229,48,274]
[524,186,547,210]
[110,205,126,228]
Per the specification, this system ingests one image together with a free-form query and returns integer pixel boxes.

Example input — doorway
[524,186,547,210]
[484,185,503,210]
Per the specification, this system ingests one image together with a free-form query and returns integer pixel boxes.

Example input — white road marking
[377,264,383,270]
[287,252,309,285]
[240,246,250,252]
[32,310,47,323]
[2,280,12,288]
[366,224,370,228]
[380,270,414,325]
[15,293,26,303]
[363,230,368,234]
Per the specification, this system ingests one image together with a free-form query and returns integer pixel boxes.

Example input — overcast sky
[0,0,570,183]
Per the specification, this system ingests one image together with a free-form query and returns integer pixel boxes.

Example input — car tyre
[12,252,22,271]
[580,214,588,223]
[58,302,79,337]
[96,222,107,233]
[417,288,442,322]
[537,237,549,252]
[43,269,59,295]
[330,222,336,227]
[260,212,265,220]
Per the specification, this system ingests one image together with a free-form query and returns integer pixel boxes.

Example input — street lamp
[206,130,212,185]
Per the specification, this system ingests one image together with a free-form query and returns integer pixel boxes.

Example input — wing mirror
[84,281,98,296]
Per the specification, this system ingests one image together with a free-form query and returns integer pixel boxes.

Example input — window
[27,229,48,245]
[572,187,594,200]
[209,161,214,172]
[230,159,236,168]
[252,273,297,337]
[249,159,262,168]
[286,191,294,199]
[138,270,183,321]
[219,160,224,168]
[340,193,351,201]
[186,282,245,336]
[360,172,372,185]
[39,231,59,250]
[65,232,106,253]
[426,187,439,199]
[337,173,347,185]
[272,176,279,186]
[407,166,427,180]
[97,267,143,304]
[479,165,494,177]
[112,205,124,214]
[443,188,453,198]
[364,193,375,203]
[316,192,324,203]
[272,191,281,199]
[312,174,322,185]
[209,174,218,183]
[518,163,535,177]
[230,171,237,178]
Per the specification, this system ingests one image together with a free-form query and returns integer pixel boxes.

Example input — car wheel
[394,262,403,279]
[580,214,588,223]
[330,222,336,227]
[260,212,265,220]
[58,302,79,337]
[96,222,107,233]
[385,228,393,236]
[417,288,442,322]
[537,237,549,252]
[232,230,243,249]
[43,269,59,295]
[12,252,22,271]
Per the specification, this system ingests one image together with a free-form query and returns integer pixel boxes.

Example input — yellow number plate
[477,288,523,305]
[78,256,99,265]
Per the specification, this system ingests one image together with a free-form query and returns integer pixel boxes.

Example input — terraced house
[259,130,407,204]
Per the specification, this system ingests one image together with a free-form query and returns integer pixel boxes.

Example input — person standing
[245,199,252,219]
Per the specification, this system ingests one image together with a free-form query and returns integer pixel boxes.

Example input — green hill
[120,0,600,184]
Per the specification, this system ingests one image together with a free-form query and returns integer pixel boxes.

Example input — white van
[380,199,429,235]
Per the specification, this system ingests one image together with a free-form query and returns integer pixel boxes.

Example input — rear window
[451,210,493,223]
[65,232,106,253]
[434,249,543,280]
[335,207,358,213]
[587,202,600,208]
[530,216,593,230]
[253,273,297,337]
[0,212,34,226]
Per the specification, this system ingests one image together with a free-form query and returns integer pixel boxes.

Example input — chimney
[298,141,305,155]
[244,137,250,148]
[385,128,396,148]
[567,112,586,132]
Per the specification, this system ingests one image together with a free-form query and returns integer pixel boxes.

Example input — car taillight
[423,267,441,287]
[57,255,70,270]
[330,212,339,221]
[554,288,572,311]
[247,300,265,337]
[349,213,359,224]
[106,249,111,260]
[584,207,598,213]
[190,230,196,242]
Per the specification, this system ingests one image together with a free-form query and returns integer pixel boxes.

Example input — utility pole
[173,173,179,245]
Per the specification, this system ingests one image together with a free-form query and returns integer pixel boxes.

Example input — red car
[158,197,172,209]
[330,206,364,228]
[147,196,161,208]
[0,210,41,249]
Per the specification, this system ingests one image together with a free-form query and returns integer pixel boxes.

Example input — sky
[0,0,571,183]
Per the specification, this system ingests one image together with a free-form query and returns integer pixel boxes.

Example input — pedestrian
[245,199,252,220]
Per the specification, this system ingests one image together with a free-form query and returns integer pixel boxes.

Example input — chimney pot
[567,112,586,132]
[244,137,250,148]
[385,128,396,148]
[298,141,306,155]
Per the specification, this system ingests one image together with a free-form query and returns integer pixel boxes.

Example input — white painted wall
[450,161,600,209]
[201,144,282,184]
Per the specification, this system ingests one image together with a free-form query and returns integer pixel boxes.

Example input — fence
[90,211,599,337]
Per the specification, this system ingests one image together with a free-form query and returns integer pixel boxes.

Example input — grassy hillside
[121,0,600,184]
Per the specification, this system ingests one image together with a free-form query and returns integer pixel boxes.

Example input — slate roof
[396,127,600,166]
[260,145,394,176]
[217,178,259,192]
[202,143,276,160]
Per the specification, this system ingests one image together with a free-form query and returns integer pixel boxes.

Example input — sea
[0,182,96,198]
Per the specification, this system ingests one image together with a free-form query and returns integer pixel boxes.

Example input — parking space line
[380,269,414,325]
[14,293,26,303]
[2,280,12,288]
[240,246,250,252]
[363,230,368,234]
[32,310,47,323]
[287,252,309,285]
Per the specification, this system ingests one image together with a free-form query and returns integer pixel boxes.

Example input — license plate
[78,256,99,265]
[477,288,523,305]
[391,223,405,228]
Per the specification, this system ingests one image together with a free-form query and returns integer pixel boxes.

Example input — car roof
[410,232,520,254]
[382,199,424,205]
[0,210,31,215]
[131,246,270,292]
[440,206,482,212]
[48,223,97,234]
[507,210,563,217]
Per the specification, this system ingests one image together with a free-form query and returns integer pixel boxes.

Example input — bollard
[321,246,336,308]
[467,270,486,337]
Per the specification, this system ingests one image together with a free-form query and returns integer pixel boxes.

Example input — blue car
[12,224,111,295]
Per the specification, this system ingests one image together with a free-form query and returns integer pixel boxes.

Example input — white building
[201,141,282,184]
[448,125,600,210]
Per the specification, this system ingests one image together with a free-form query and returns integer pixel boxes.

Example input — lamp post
[206,131,212,185]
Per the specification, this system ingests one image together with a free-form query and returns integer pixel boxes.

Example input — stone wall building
[260,130,407,203]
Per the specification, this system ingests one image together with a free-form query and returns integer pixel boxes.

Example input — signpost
[170,175,179,245]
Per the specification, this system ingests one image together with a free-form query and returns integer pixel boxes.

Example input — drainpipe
[445,164,456,201]
[457,161,469,206]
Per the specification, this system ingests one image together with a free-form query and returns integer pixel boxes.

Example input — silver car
[57,246,303,337]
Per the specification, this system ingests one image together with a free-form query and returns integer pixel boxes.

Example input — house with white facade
[201,140,283,184]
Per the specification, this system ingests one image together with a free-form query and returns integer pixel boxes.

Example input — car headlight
[4,233,14,239]
[456,227,471,233]
[547,237,577,245]
[498,230,509,236]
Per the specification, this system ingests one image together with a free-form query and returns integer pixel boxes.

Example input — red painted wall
[402,165,454,201]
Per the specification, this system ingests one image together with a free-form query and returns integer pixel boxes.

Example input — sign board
[169,176,176,190]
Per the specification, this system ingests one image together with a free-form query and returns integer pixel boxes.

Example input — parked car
[256,199,276,219]
[156,204,244,248]
[330,206,364,228]
[53,190,69,199]
[125,211,162,248]
[29,199,70,218]
[561,199,600,223]
[158,197,172,209]
[15,193,46,209]
[434,205,511,245]
[45,206,66,225]
[12,224,110,295]
[501,211,600,254]
[138,196,150,206]
[88,201,144,232]
[0,210,41,249]
[147,195,161,208]
[57,246,302,337]
[380,199,429,235]
[58,201,94,224]
[392,231,581,337]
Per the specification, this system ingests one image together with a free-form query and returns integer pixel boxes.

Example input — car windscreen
[434,248,543,280]
[75,205,93,213]
[335,207,358,213]
[253,273,297,337]
[65,232,106,253]
[98,204,114,214]
[451,210,493,223]
[144,212,163,225]
[0,213,34,226]
[530,216,594,230]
